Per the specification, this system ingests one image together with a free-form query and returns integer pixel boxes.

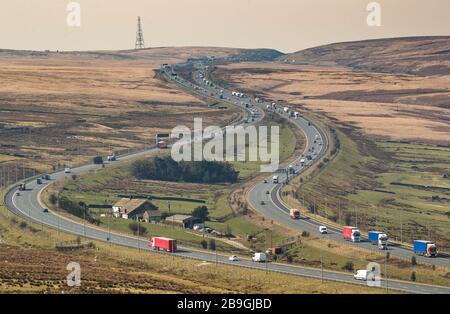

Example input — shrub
[208,239,216,251]
[200,240,207,249]
[342,261,354,271]
[410,271,416,282]
[411,256,417,266]
[301,231,310,237]
[49,194,58,205]
[192,205,209,221]
[128,222,147,236]
[286,255,293,263]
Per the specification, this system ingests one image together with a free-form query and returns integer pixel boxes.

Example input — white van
[354,270,376,281]
[252,253,267,262]
[319,226,328,234]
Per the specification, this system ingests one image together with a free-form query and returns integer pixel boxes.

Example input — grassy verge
[1,188,386,293]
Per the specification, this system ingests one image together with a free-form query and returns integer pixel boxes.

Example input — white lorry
[272,175,279,184]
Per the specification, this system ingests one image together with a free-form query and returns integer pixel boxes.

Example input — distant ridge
[279,36,450,76]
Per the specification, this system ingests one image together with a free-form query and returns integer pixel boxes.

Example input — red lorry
[343,226,361,242]
[150,236,177,252]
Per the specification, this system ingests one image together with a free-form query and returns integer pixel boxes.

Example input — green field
[294,126,450,250]
[55,120,299,251]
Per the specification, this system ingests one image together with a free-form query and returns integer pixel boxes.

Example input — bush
[192,205,209,221]
[286,255,293,263]
[200,240,207,249]
[342,261,354,271]
[19,221,28,229]
[58,196,100,225]
[128,222,148,236]
[208,239,216,251]
[410,271,416,282]
[131,156,239,184]
[411,256,417,266]
[49,194,58,205]
[301,231,310,237]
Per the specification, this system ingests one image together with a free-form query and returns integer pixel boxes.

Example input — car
[319,226,328,234]
[260,201,265,205]
[15,192,20,196]
[228,255,239,262]
[266,191,270,195]
[43,208,49,213]
[263,179,267,183]
[64,168,71,173]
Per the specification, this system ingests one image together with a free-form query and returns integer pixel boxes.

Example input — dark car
[43,208,49,213]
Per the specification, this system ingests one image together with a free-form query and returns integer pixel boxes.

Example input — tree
[225,224,232,238]
[411,256,417,266]
[192,205,209,221]
[410,271,416,282]
[343,261,354,271]
[208,239,216,251]
[49,194,58,205]
[286,255,293,263]
[128,222,147,236]
[200,240,207,249]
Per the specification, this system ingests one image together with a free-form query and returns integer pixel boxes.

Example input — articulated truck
[414,240,438,257]
[368,231,388,249]
[150,237,177,252]
[343,226,361,242]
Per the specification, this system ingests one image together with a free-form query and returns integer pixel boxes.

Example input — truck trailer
[414,240,438,257]
[150,237,177,252]
[368,231,388,249]
[343,226,361,242]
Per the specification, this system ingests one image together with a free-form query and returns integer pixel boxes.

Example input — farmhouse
[142,210,164,223]
[112,198,157,220]
[166,214,201,229]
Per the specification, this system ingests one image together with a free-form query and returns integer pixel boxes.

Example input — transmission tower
[135,16,145,49]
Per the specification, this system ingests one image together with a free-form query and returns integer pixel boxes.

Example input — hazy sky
[0,0,448,53]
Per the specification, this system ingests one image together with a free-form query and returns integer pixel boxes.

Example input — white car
[64,168,71,173]
[228,255,239,262]
[319,226,328,234]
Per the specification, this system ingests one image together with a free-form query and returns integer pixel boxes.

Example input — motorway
[187,61,450,269]
[3,60,450,294]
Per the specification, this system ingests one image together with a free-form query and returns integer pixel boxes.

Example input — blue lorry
[368,231,388,249]
[414,240,438,257]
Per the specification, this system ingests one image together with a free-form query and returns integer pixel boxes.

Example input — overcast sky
[0,0,448,53]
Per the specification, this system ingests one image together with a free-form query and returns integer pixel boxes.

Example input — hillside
[279,36,450,76]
